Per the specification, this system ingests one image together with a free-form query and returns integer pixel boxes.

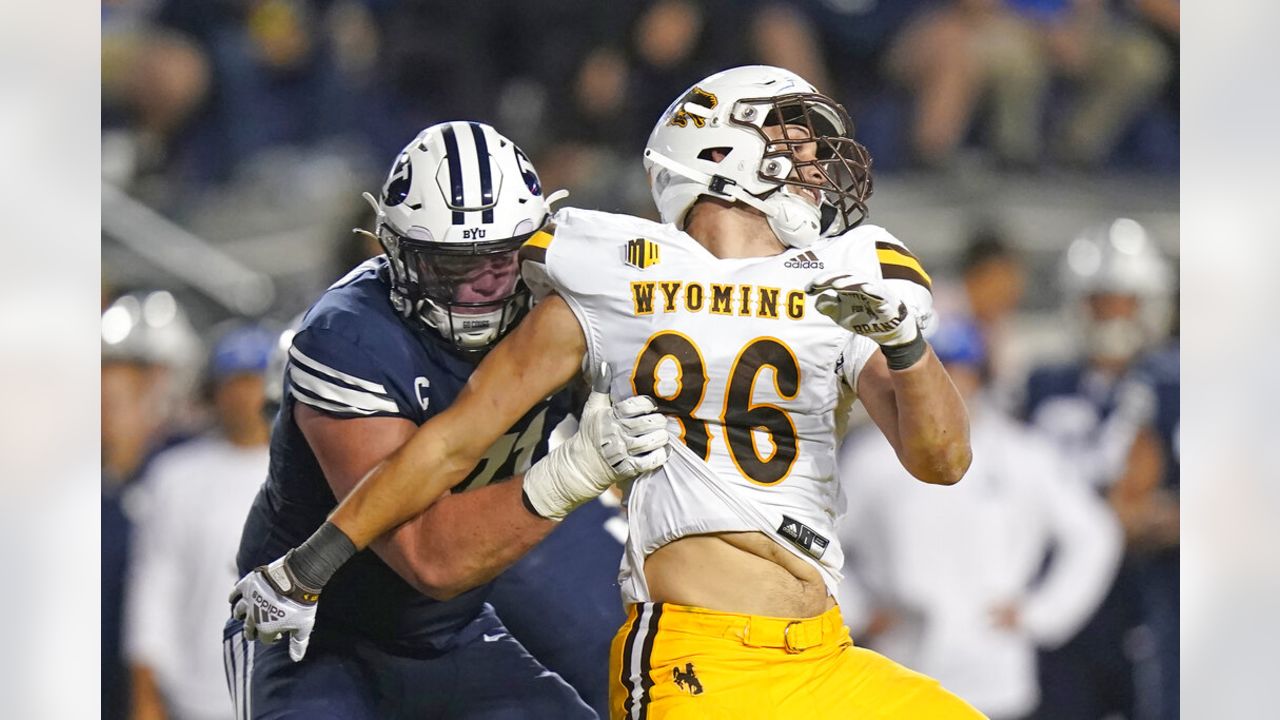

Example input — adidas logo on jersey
[784,250,824,269]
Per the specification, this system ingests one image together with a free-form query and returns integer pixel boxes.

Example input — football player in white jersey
[238,65,980,718]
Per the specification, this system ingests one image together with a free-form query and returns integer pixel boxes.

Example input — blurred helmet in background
[100,291,203,453]
[101,290,201,370]
[643,64,873,248]
[364,121,556,353]
[1061,218,1173,364]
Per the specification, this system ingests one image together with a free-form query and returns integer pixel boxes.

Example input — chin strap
[644,148,777,219]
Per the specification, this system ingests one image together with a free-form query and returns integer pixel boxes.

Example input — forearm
[377,476,556,600]
[889,348,971,484]
[329,426,478,549]
[129,664,168,720]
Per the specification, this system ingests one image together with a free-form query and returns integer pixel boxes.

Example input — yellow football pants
[609,602,985,719]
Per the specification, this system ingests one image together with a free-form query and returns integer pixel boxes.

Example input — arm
[129,665,167,720]
[230,294,669,660]
[1108,425,1178,550]
[809,257,970,485]
[857,347,971,485]
[297,407,557,600]
[328,293,587,549]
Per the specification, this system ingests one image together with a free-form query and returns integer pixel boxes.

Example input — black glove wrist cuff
[289,521,357,591]
[882,333,928,371]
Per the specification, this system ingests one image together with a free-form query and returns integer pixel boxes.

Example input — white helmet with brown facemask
[643,65,873,248]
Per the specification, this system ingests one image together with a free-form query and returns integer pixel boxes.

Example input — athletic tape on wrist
[289,521,357,590]
[882,333,928,371]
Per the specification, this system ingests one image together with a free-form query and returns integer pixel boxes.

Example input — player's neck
[683,198,786,259]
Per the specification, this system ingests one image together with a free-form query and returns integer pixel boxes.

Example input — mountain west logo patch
[667,87,718,128]
[624,238,661,270]
[672,663,704,695]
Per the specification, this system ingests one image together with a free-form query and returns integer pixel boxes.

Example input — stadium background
[97,1,1182,718]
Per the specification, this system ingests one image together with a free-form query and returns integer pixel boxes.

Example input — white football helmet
[101,290,201,369]
[364,121,562,353]
[643,65,873,248]
[1061,218,1173,363]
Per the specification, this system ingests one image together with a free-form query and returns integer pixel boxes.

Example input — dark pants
[223,605,594,719]
[491,497,626,719]
[1034,562,1144,720]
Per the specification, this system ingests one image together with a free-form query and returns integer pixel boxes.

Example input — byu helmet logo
[383,152,413,207]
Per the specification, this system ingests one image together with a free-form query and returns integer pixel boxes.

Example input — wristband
[882,333,927,371]
[289,521,357,590]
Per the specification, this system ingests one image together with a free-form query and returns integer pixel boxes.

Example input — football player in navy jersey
[1022,218,1174,720]
[218,121,670,719]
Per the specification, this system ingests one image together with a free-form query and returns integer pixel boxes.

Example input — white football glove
[806,274,920,347]
[523,362,670,520]
[229,553,320,662]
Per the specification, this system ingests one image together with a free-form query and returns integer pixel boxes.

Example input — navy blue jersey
[1023,361,1129,489]
[237,258,571,653]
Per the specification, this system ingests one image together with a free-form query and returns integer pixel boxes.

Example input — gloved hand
[806,274,920,348]
[229,553,320,662]
[523,362,670,520]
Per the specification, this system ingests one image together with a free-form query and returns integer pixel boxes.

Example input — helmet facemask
[377,224,531,355]
[731,93,873,236]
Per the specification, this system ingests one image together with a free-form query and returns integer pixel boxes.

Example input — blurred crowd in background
[101,0,1179,719]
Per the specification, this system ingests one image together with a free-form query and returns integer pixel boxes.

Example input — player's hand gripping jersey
[521,208,934,602]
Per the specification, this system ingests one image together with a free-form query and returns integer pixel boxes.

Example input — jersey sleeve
[518,208,625,371]
[871,228,938,339]
[287,325,413,418]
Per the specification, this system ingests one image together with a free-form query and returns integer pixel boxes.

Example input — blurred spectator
[106,0,386,203]
[102,291,203,720]
[102,26,211,188]
[1022,218,1173,719]
[124,323,276,720]
[885,0,1171,168]
[953,225,1029,403]
[837,318,1121,720]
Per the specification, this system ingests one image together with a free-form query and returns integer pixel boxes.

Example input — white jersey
[521,207,935,603]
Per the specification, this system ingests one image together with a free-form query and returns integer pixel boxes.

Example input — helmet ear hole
[697,146,734,162]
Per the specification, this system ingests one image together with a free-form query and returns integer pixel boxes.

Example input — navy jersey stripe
[441,123,466,225]
[470,122,495,224]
